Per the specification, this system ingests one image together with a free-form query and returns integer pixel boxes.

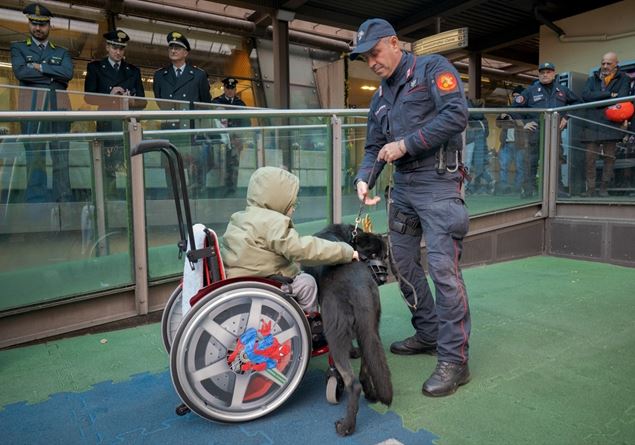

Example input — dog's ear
[356,232,385,258]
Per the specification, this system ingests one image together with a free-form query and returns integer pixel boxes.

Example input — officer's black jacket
[153,64,211,109]
[84,58,145,108]
[355,51,468,188]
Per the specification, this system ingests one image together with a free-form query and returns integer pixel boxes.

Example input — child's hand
[352,251,360,261]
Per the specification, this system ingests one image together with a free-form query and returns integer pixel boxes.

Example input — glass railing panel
[0,87,154,311]
[0,129,133,311]
[560,104,635,201]
[465,109,544,213]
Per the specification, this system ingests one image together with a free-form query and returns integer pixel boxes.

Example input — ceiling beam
[398,0,488,36]
[469,22,539,53]
[485,47,538,66]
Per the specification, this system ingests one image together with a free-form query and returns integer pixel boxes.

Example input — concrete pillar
[272,10,294,109]
[468,52,482,100]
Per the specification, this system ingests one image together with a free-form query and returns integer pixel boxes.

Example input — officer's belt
[395,153,436,172]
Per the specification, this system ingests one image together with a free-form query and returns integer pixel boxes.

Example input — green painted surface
[2,256,634,444]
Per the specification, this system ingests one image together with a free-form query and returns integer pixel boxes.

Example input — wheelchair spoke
[230,374,251,408]
[275,325,301,344]
[245,298,263,330]
[199,318,236,347]
[191,359,229,382]
[259,368,288,386]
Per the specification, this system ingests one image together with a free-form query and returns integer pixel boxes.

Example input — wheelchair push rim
[170,281,311,423]
[161,285,184,353]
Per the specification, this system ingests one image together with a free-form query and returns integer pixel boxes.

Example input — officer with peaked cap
[351,18,471,397]
[85,30,145,101]
[11,2,73,202]
[84,29,146,198]
[513,61,581,197]
[213,77,248,195]
[153,31,210,112]
[153,31,211,195]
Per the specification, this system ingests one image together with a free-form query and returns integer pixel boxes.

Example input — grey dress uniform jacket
[11,37,73,110]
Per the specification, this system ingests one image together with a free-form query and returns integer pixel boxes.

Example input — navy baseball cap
[350,18,396,60]
[538,62,556,71]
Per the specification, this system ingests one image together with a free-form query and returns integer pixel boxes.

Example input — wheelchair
[132,140,344,423]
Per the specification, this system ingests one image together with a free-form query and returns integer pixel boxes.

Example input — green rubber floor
[1,255,634,445]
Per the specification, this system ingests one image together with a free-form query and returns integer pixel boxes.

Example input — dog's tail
[356,307,393,406]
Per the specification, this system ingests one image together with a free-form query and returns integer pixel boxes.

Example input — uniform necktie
[176,68,182,78]
[38,43,45,51]
[113,63,119,71]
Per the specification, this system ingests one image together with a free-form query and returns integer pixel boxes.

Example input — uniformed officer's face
[28,21,50,41]
[168,44,188,65]
[224,86,236,97]
[538,69,556,85]
[360,36,402,79]
[106,44,125,62]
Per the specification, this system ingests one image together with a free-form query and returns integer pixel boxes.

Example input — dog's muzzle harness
[351,217,389,287]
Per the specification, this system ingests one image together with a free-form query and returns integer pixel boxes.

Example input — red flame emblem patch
[436,72,458,92]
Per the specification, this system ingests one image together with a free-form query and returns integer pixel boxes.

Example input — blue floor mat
[1,369,437,445]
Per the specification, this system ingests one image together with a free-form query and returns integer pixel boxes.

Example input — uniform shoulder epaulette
[49,42,67,50]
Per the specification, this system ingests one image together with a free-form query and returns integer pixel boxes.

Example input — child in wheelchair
[221,166,359,347]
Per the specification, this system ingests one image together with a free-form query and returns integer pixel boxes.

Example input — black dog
[304,224,393,436]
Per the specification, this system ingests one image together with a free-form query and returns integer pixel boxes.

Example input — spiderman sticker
[228,320,291,374]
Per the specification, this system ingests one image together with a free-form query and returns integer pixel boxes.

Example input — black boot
[422,360,470,397]
[390,335,437,355]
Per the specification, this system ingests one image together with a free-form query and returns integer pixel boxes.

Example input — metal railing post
[548,111,561,217]
[540,112,552,218]
[128,118,148,315]
[257,129,265,168]
[90,139,108,255]
[330,114,342,224]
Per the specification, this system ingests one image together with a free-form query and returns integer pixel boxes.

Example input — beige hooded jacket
[221,166,354,278]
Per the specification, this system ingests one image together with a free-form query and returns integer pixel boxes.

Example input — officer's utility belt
[395,154,436,172]
[434,143,461,175]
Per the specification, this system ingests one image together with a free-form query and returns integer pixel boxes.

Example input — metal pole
[548,111,560,217]
[128,118,148,315]
[91,139,108,255]
[257,129,265,168]
[331,115,342,223]
[541,112,552,218]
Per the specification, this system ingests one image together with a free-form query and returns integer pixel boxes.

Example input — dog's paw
[335,419,355,436]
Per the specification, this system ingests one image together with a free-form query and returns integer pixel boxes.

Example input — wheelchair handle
[131,139,197,259]
[131,139,174,157]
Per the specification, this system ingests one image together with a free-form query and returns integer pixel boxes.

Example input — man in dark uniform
[11,3,73,202]
[153,31,211,195]
[512,62,581,197]
[84,30,146,199]
[212,77,247,195]
[352,19,470,397]
[580,52,631,197]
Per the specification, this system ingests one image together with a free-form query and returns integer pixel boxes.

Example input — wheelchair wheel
[161,285,184,353]
[170,281,311,423]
